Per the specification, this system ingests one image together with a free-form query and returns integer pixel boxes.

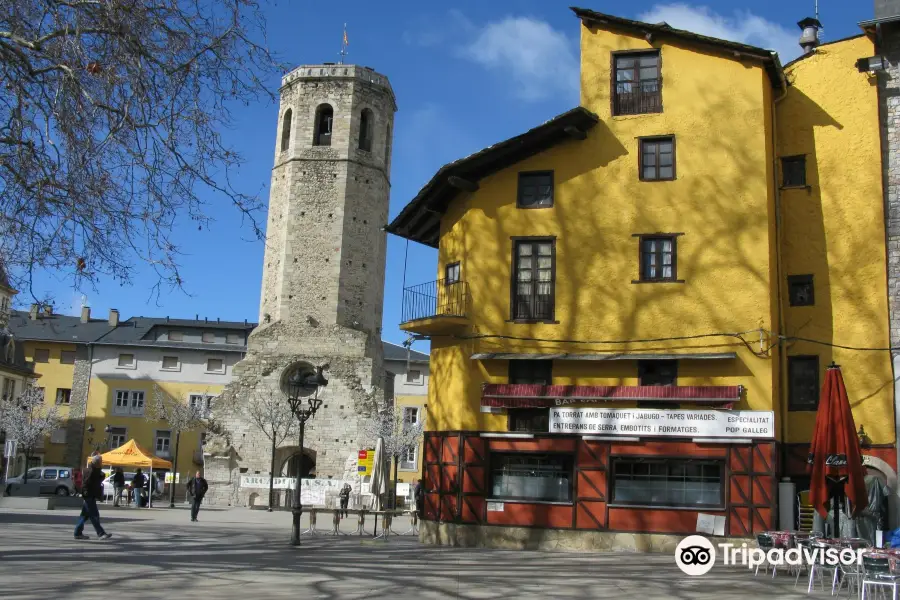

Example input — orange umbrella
[807,363,867,533]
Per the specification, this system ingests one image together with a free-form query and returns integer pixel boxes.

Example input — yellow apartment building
[388,9,893,546]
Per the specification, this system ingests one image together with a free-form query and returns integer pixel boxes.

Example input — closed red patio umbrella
[807,363,867,535]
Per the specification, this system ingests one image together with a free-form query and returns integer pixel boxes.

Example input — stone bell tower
[205,64,396,506]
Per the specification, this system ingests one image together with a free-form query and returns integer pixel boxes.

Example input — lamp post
[85,424,113,453]
[286,364,328,546]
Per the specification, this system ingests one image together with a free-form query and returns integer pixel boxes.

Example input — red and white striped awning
[481,383,742,408]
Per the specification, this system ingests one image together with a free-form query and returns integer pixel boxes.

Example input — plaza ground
[0,506,846,599]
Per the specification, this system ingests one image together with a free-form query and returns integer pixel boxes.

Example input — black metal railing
[614,83,662,116]
[401,279,468,323]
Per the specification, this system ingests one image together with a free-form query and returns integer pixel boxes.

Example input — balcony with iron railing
[400,278,470,335]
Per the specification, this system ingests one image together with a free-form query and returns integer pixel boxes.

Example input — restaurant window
[639,236,677,282]
[788,274,815,307]
[517,172,554,208]
[512,239,555,321]
[509,360,552,385]
[781,155,807,187]
[613,51,662,116]
[490,453,573,503]
[508,409,549,433]
[639,136,675,181]
[788,355,819,411]
[638,360,677,386]
[611,458,724,508]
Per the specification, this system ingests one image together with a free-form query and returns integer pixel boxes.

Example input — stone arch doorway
[280,450,316,479]
[862,454,900,529]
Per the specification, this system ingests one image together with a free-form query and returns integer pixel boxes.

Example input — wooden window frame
[634,233,683,283]
[516,171,554,209]
[507,408,550,433]
[33,348,50,363]
[509,237,557,323]
[508,359,553,385]
[444,262,461,285]
[788,355,819,411]
[611,49,663,116]
[788,274,815,307]
[781,155,807,188]
[55,388,72,405]
[638,135,676,181]
[638,360,677,386]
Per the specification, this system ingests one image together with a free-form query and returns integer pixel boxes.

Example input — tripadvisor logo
[675,535,865,576]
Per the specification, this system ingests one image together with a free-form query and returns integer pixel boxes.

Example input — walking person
[74,454,112,540]
[112,467,126,507]
[131,469,146,507]
[339,483,352,519]
[187,471,208,522]
[413,478,425,523]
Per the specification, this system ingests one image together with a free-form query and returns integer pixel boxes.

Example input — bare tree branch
[0,0,284,301]
[0,382,61,480]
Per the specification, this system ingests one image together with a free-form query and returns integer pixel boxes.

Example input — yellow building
[9,306,252,487]
[384,342,430,484]
[387,9,892,544]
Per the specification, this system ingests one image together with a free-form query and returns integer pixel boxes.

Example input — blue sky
[26,1,874,350]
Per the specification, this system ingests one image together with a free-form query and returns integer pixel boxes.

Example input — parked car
[6,465,76,496]
[101,471,136,499]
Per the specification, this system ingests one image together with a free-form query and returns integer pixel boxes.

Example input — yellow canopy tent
[99,439,172,508]
[100,439,172,469]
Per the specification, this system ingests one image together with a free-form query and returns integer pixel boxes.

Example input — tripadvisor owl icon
[675,535,716,576]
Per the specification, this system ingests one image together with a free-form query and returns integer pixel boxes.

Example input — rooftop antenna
[339,23,349,65]
[816,0,825,42]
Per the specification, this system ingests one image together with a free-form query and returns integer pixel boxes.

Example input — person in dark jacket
[131,469,146,507]
[413,479,425,521]
[339,483,352,519]
[187,471,208,522]
[74,454,112,540]
[112,467,126,507]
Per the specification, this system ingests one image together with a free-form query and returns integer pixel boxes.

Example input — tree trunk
[268,433,276,512]
[393,454,399,510]
[168,431,181,508]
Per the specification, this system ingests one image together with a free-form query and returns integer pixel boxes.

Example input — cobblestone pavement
[0,507,842,599]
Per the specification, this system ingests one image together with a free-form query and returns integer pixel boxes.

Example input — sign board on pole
[549,408,775,439]
[4,439,16,458]
[357,449,375,474]
[164,473,181,484]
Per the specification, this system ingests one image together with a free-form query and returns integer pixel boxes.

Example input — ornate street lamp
[85,424,113,452]
[285,363,329,546]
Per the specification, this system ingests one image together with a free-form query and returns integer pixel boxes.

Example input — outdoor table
[767,531,793,548]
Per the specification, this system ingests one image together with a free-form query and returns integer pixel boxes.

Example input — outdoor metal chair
[756,533,778,578]
[861,555,900,600]
[836,551,864,599]
[807,540,840,595]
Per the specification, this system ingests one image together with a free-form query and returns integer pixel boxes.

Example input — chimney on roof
[798,17,821,54]
[42,304,52,317]
[29,303,39,320]
[876,0,900,21]
[108,308,119,327]
[80,306,91,323]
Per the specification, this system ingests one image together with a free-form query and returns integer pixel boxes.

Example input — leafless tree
[0,0,283,300]
[363,404,424,509]
[0,382,60,481]
[244,383,296,511]
[146,384,224,506]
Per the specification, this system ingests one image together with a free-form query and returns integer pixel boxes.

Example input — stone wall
[881,24,900,351]
[419,520,752,554]
[62,346,91,467]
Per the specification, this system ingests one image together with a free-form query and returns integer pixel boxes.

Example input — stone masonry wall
[62,346,91,467]
[881,25,900,351]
